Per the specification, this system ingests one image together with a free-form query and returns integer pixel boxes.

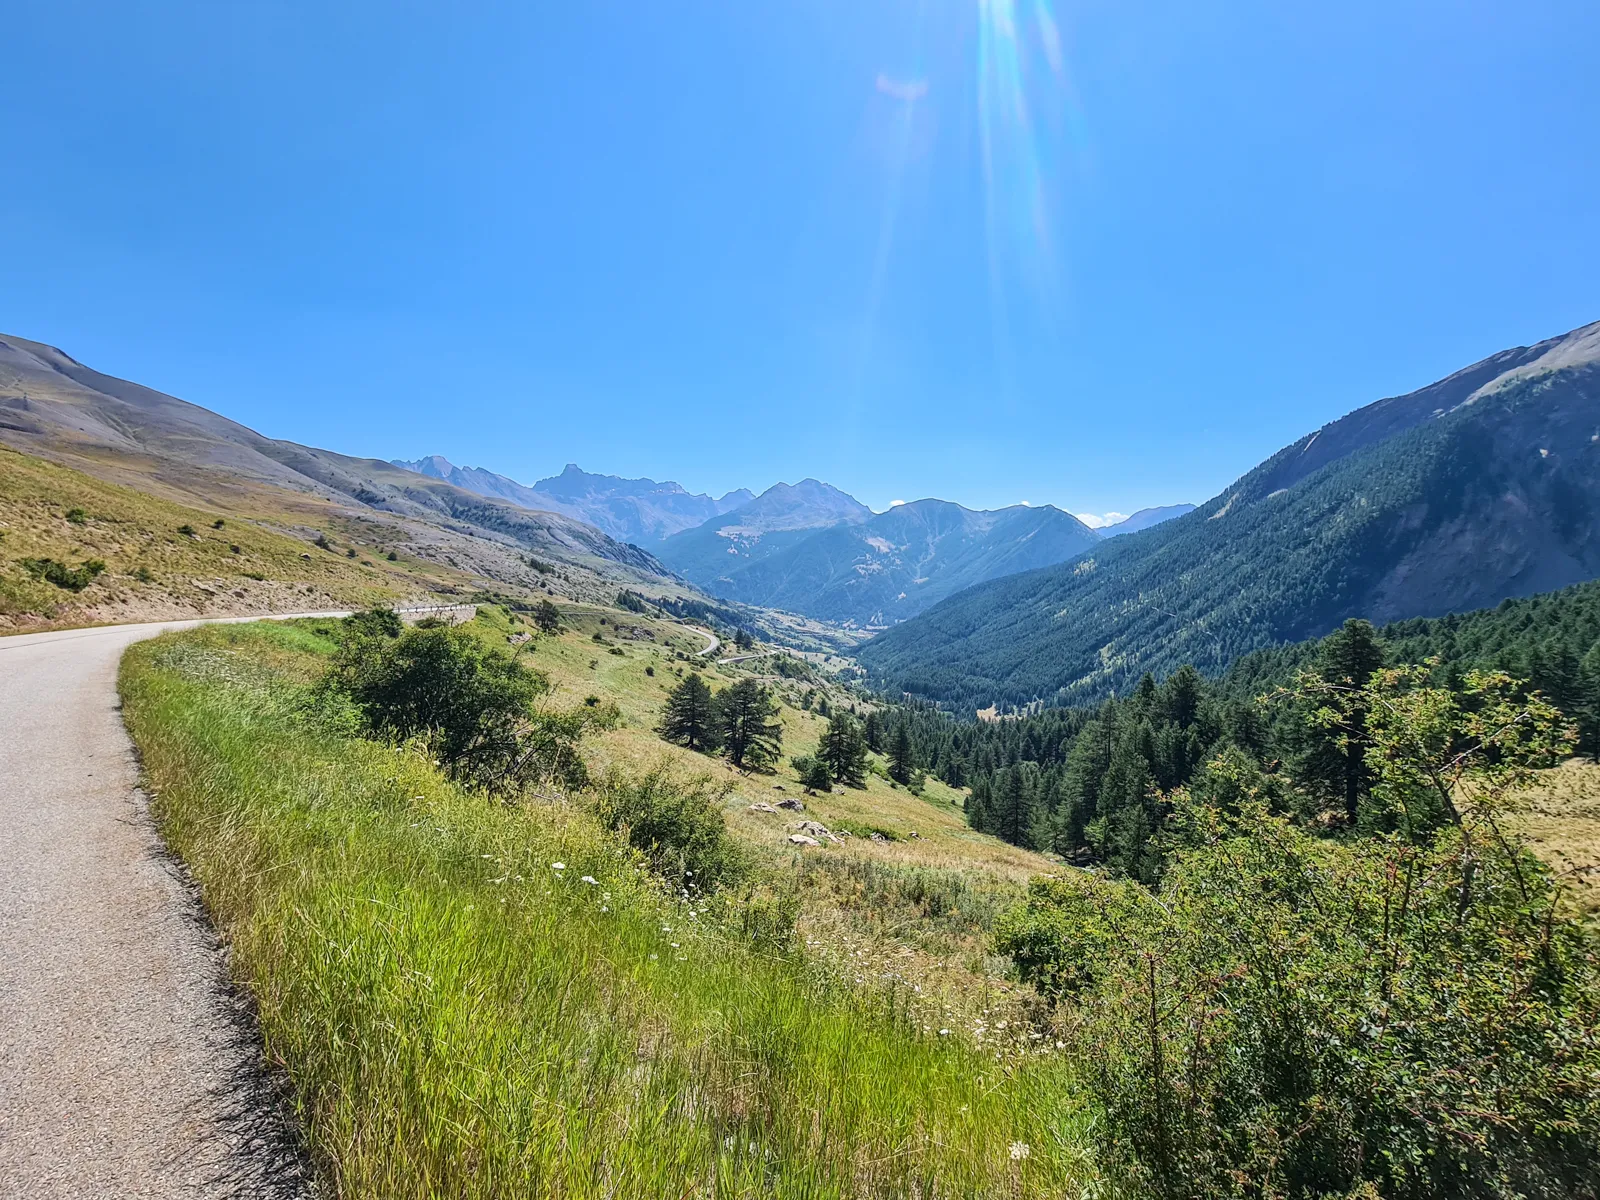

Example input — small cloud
[876,74,929,102]
[1017,500,1032,507]
[889,499,906,507]
[1075,511,1129,529]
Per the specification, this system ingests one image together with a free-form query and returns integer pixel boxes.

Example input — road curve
[681,624,720,657]
[0,613,346,1198]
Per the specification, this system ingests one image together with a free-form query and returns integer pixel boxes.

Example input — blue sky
[2,1,1597,520]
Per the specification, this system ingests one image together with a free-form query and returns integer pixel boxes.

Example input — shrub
[792,753,832,793]
[177,523,197,537]
[65,506,87,524]
[212,518,226,529]
[134,565,155,583]
[313,533,332,551]
[323,623,594,796]
[342,606,404,640]
[21,556,106,591]
[590,765,745,893]
[998,669,1600,1199]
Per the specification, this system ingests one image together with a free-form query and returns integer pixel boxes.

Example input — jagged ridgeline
[860,321,1600,711]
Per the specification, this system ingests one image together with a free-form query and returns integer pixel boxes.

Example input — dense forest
[859,362,1600,711]
[868,576,1600,874]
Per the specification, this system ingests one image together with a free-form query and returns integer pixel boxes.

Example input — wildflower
[581,875,598,885]
[1009,1142,1030,1161]
[938,1028,950,1036]
[551,862,566,871]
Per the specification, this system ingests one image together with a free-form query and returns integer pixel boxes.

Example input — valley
[5,321,1600,1199]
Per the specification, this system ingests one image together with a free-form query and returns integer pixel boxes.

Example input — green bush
[590,765,746,893]
[20,556,106,591]
[342,606,404,640]
[792,753,832,793]
[65,506,87,524]
[997,670,1600,1199]
[324,623,593,797]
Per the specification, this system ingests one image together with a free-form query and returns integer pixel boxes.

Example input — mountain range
[858,319,1600,710]
[391,456,751,545]
[0,334,672,597]
[669,498,1102,627]
[1100,504,1197,537]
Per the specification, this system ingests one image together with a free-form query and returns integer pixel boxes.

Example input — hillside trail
[0,612,368,1198]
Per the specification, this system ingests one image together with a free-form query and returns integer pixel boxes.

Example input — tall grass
[121,623,1106,1198]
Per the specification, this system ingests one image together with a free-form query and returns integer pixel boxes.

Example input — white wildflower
[1009,1142,1030,1161]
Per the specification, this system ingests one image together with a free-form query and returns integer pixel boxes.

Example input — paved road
[0,614,346,1199]
[683,625,720,657]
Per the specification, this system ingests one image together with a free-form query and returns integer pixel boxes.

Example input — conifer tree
[1295,618,1386,826]
[715,678,783,770]
[533,598,562,635]
[818,712,869,788]
[887,722,915,785]
[863,709,886,754]
[657,672,720,753]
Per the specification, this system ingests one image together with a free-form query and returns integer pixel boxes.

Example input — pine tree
[716,678,783,770]
[1298,618,1386,826]
[863,709,885,754]
[1580,643,1600,760]
[818,713,868,788]
[533,599,562,635]
[657,672,720,753]
[887,722,915,785]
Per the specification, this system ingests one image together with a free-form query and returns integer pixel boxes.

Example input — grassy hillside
[0,333,682,604]
[862,355,1600,710]
[120,617,1101,1197]
[0,445,454,630]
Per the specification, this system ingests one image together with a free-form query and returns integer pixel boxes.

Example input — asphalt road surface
[0,615,344,1198]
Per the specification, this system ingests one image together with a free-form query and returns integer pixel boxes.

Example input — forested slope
[861,323,1600,710]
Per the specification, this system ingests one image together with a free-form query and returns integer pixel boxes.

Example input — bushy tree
[817,712,868,788]
[657,672,720,753]
[792,753,832,793]
[532,599,562,635]
[715,678,782,770]
[326,623,593,795]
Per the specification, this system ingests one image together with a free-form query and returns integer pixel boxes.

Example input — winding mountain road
[0,614,351,1198]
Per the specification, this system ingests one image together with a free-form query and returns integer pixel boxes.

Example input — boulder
[775,797,805,812]
[788,834,820,847]
[748,802,778,814]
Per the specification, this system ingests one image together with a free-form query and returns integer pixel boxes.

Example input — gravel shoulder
[0,617,336,1198]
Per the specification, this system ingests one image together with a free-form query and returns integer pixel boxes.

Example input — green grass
[121,621,1107,1198]
[0,445,443,630]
